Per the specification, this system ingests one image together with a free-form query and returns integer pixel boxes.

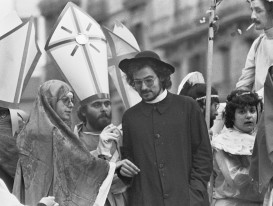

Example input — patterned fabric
[75,123,128,206]
[0,109,12,140]
[212,128,256,155]
[13,80,109,206]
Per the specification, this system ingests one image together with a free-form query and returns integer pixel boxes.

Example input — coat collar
[140,92,173,116]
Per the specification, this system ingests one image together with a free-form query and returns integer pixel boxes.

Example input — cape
[13,80,110,206]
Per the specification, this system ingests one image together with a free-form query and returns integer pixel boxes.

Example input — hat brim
[119,57,175,74]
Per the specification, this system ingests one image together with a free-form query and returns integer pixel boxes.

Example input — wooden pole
[206,1,216,205]
[205,0,216,131]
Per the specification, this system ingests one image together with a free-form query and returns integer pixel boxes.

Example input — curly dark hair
[224,90,263,128]
[125,59,172,90]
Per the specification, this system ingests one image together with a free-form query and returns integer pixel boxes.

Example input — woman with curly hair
[211,90,263,205]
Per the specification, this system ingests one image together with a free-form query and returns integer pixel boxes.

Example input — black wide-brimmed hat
[119,50,175,74]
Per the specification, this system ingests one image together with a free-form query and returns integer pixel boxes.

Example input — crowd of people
[1,0,273,205]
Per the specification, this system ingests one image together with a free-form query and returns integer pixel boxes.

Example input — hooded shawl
[250,67,273,193]
[12,80,109,206]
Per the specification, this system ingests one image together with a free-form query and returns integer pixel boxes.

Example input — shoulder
[170,93,200,109]
[250,34,265,50]
[171,93,196,103]
[123,101,142,116]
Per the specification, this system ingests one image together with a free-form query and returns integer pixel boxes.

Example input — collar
[264,26,273,39]
[140,91,173,116]
[211,127,256,155]
[75,122,100,136]
[145,89,167,104]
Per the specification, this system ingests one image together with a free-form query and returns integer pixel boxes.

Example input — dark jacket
[121,92,213,206]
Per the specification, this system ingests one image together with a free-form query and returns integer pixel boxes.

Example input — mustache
[98,113,111,119]
[252,19,260,24]
[140,89,151,94]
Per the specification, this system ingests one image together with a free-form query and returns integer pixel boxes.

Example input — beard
[86,112,112,131]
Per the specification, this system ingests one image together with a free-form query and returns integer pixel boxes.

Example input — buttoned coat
[121,92,213,206]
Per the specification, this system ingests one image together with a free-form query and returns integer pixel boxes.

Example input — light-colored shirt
[146,89,167,104]
[236,27,273,94]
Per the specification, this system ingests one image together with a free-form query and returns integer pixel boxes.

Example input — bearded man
[74,98,137,206]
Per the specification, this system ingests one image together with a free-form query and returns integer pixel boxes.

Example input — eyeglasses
[59,96,74,107]
[133,76,158,89]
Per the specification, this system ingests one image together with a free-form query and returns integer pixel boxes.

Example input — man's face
[132,66,163,101]
[210,102,219,127]
[82,99,112,131]
[250,0,273,30]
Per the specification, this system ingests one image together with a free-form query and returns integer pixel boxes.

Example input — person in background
[118,51,213,206]
[211,90,263,205]
[177,72,219,128]
[236,0,273,97]
[13,80,116,206]
[177,72,220,139]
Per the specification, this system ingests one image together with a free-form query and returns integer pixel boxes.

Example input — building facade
[89,0,259,102]
[7,0,259,124]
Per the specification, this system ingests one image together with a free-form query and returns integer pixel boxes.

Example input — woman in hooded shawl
[13,80,115,206]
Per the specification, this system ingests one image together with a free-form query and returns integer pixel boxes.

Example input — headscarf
[250,66,273,193]
[13,80,109,205]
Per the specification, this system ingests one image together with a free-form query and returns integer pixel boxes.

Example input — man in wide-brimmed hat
[118,51,213,206]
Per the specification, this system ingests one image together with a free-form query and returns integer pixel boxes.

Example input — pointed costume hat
[177,71,205,95]
[102,21,141,109]
[0,11,41,109]
[45,2,109,105]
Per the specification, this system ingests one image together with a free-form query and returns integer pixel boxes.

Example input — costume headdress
[177,71,219,101]
[45,2,109,106]
[177,71,205,95]
[102,21,141,109]
[0,11,41,109]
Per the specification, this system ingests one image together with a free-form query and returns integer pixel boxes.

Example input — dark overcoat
[122,92,213,206]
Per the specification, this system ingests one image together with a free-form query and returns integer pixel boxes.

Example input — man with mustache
[74,97,133,206]
[236,0,273,96]
[118,51,213,206]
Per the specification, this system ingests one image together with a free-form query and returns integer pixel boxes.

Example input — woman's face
[234,105,257,133]
[55,92,74,121]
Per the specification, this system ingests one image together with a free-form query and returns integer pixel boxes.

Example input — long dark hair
[125,59,172,90]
